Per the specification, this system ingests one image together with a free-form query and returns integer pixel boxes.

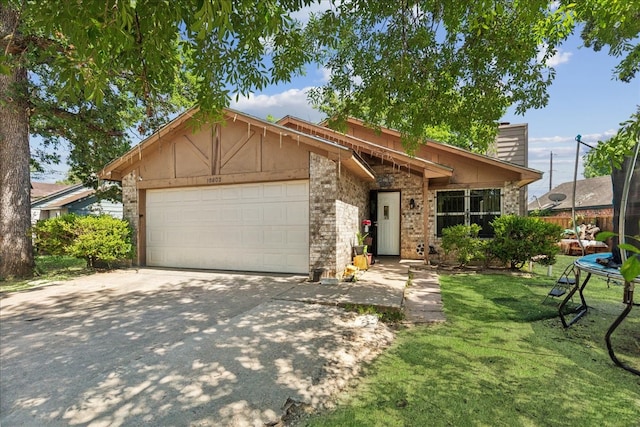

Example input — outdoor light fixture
[409,198,416,209]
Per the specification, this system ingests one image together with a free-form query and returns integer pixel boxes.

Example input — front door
[376,192,400,255]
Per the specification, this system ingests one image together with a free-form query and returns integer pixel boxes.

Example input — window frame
[435,188,502,238]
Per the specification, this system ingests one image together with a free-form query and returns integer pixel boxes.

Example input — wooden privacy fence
[535,216,614,232]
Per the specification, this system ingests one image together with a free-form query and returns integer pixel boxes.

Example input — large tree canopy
[305,0,576,153]
[2,0,638,279]
[0,0,318,278]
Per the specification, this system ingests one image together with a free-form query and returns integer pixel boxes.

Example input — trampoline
[563,136,639,376]
[567,253,639,376]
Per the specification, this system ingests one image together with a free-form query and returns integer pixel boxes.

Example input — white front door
[376,192,400,255]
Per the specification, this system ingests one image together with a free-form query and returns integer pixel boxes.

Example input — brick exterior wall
[547,208,613,218]
[309,153,370,278]
[121,171,139,261]
[502,181,520,216]
[309,153,338,277]
[337,164,370,273]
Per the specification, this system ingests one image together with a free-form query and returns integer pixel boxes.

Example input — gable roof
[31,183,96,209]
[528,176,613,211]
[31,182,74,201]
[278,116,453,179]
[99,107,375,182]
[282,116,541,186]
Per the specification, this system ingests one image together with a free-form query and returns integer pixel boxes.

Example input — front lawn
[0,255,91,293]
[305,256,640,426]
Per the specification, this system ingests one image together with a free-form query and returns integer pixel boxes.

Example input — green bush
[490,215,562,269]
[32,214,78,255]
[33,214,133,268]
[441,224,485,267]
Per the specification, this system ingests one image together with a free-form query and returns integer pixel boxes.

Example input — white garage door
[146,181,309,274]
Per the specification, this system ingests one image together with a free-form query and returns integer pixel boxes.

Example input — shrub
[66,215,133,268]
[33,214,133,268]
[490,215,562,269]
[441,224,485,267]
[32,214,78,255]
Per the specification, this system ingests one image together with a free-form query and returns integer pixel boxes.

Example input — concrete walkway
[279,257,446,324]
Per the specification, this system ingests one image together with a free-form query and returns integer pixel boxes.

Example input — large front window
[436,189,501,237]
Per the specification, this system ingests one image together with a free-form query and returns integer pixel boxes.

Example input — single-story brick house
[99,108,541,277]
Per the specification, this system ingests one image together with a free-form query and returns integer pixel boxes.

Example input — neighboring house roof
[31,183,94,210]
[31,182,73,201]
[46,189,95,209]
[528,176,613,212]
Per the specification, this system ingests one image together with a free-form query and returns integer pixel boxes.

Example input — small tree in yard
[67,216,133,268]
[491,215,562,270]
[33,214,133,268]
[441,224,485,267]
[32,214,78,255]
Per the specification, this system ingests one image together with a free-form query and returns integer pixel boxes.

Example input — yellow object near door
[353,255,368,270]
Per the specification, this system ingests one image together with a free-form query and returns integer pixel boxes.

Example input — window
[436,189,501,237]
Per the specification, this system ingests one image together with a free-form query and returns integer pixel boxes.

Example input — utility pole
[549,151,553,191]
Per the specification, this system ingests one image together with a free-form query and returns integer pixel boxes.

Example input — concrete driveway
[0,269,394,427]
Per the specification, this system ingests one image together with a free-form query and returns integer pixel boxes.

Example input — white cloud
[318,66,332,83]
[231,87,326,123]
[537,44,573,67]
[289,1,335,25]
[530,129,617,146]
[546,50,572,67]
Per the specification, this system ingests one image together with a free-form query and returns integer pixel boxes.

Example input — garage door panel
[287,229,308,247]
[241,185,263,199]
[241,206,263,224]
[285,181,308,198]
[146,181,309,273]
[221,187,242,200]
[286,204,308,224]
[201,189,221,201]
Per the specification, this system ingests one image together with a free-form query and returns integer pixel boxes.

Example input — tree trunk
[0,4,33,279]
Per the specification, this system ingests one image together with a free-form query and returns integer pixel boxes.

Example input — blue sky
[231,31,639,202]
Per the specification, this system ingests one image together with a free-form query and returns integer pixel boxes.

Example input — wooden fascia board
[342,155,376,181]
[335,117,542,182]
[280,117,453,178]
[223,110,349,155]
[426,142,542,177]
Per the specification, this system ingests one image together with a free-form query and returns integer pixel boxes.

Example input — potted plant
[354,231,368,255]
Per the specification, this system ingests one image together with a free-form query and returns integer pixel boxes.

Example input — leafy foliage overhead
[2,0,317,186]
[306,0,576,153]
[583,110,639,178]
[566,0,639,177]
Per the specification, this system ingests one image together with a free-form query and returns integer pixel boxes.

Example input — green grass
[0,255,91,293]
[305,256,640,426]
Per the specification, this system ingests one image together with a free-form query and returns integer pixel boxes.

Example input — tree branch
[31,102,124,137]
